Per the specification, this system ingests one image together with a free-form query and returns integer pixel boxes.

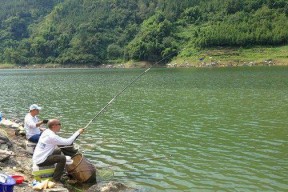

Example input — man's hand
[78,128,85,134]
[42,119,49,124]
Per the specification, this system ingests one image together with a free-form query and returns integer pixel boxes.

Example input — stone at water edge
[86,181,138,192]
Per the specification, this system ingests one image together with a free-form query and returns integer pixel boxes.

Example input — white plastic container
[65,156,74,165]
[25,140,37,154]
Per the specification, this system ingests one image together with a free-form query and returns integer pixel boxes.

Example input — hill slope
[0,0,287,66]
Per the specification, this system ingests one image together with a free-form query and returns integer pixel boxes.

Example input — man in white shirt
[24,104,48,143]
[33,119,84,182]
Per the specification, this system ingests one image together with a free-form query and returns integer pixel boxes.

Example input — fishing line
[84,49,181,129]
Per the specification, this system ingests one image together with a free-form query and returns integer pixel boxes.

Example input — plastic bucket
[25,141,36,155]
[66,153,96,183]
[0,176,16,192]
[11,175,24,184]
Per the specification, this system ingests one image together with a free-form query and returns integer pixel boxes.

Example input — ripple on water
[1,68,287,191]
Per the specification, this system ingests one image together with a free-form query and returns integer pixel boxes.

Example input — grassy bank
[0,63,17,69]
[171,45,288,67]
[1,46,288,69]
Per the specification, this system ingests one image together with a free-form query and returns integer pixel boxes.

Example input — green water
[0,67,287,191]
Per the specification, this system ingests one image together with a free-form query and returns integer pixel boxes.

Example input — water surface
[0,67,287,191]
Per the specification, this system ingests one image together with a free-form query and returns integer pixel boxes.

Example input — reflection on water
[0,67,287,191]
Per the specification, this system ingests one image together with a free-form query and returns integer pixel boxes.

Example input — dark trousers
[37,146,78,181]
[28,133,42,143]
[58,145,78,157]
[37,149,66,181]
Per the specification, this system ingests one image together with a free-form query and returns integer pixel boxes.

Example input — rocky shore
[0,119,72,192]
[0,119,138,192]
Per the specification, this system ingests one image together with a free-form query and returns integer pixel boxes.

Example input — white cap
[29,104,42,111]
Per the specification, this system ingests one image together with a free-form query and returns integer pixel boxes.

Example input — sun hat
[29,104,42,111]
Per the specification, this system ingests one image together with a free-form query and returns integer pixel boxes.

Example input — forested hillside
[0,0,287,65]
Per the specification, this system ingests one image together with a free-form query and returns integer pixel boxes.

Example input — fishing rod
[84,67,151,129]
[84,49,181,129]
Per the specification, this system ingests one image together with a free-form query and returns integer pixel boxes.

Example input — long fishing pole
[84,67,151,129]
[84,49,181,129]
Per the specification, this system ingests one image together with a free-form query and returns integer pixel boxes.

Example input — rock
[0,135,13,149]
[0,119,13,127]
[15,126,26,136]
[44,188,69,192]
[0,153,11,162]
[87,181,137,192]
[0,132,14,162]
[0,143,9,150]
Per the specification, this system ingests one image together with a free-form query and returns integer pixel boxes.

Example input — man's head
[47,119,61,132]
[29,104,41,116]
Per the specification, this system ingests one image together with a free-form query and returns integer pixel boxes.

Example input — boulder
[0,129,14,162]
[86,181,138,192]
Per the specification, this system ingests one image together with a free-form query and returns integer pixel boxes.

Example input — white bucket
[25,140,37,154]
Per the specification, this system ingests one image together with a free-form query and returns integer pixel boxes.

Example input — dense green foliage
[0,0,287,65]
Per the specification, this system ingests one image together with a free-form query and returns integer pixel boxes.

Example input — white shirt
[32,128,80,165]
[24,113,40,139]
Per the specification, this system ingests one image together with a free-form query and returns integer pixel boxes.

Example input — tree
[107,44,123,60]
[126,11,177,63]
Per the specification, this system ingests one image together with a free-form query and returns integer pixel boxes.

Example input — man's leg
[37,155,66,181]
[59,144,78,157]
[28,134,41,143]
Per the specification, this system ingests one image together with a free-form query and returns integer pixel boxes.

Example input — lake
[0,66,287,191]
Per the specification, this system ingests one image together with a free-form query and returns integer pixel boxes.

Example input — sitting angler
[24,104,48,143]
[32,119,84,182]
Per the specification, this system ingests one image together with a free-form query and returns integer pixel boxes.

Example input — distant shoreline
[1,46,288,70]
[0,62,287,70]
[1,46,288,69]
